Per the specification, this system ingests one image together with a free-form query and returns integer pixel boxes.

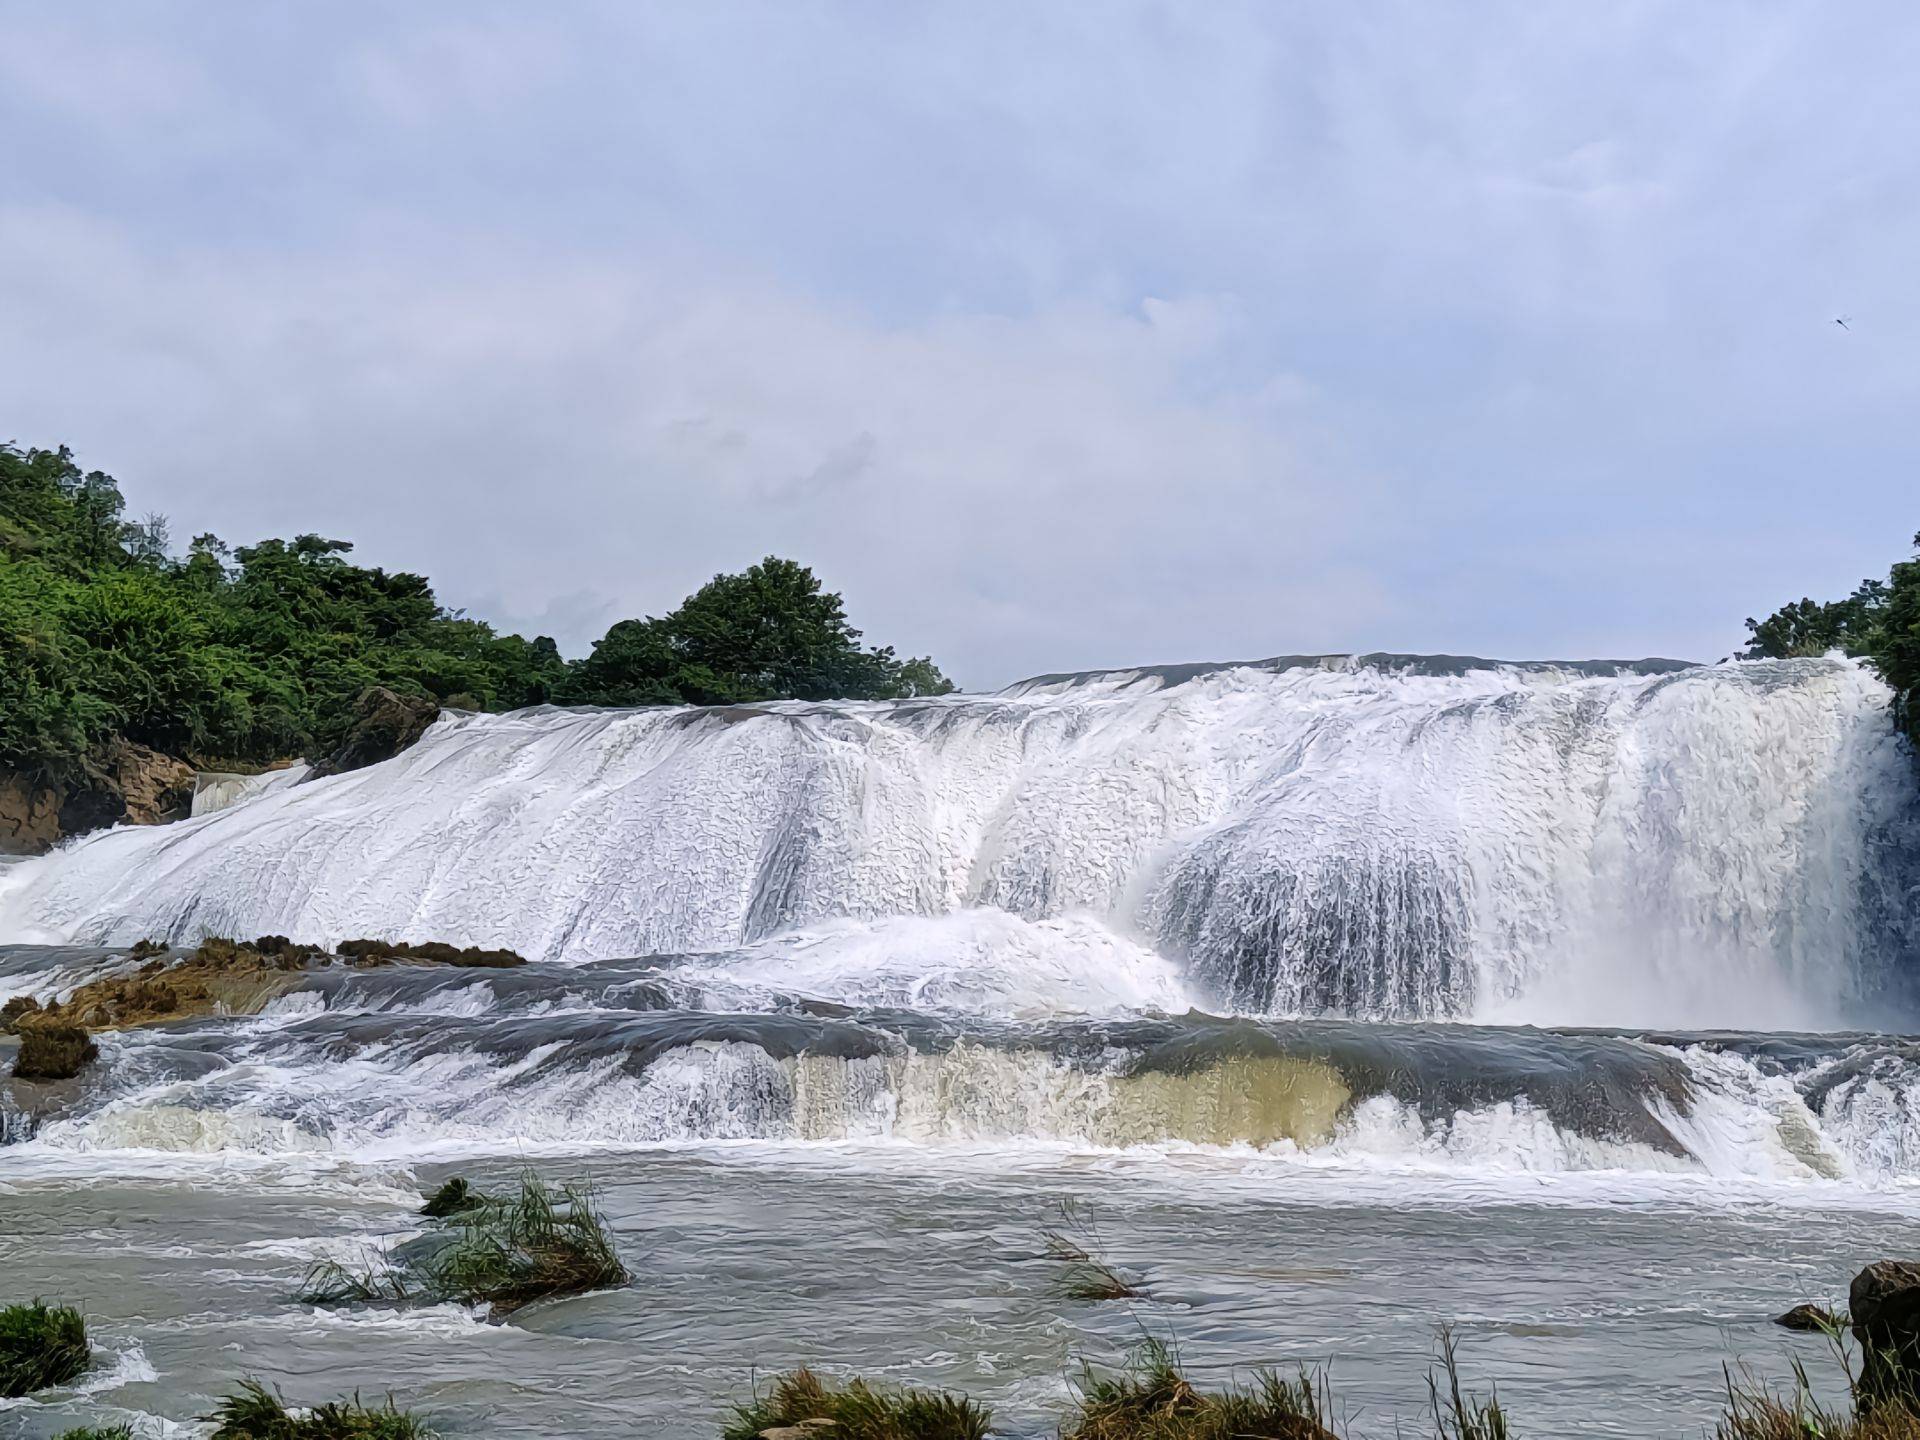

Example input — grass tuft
[1063,1338,1338,1440]
[1717,1355,1920,1439]
[1429,1328,1510,1440]
[208,1379,435,1439]
[54,1428,135,1439]
[1044,1200,1143,1302]
[0,1299,90,1397]
[301,1172,627,1316]
[723,1368,990,1440]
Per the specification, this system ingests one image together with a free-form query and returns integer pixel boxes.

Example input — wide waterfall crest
[1,654,1914,1028]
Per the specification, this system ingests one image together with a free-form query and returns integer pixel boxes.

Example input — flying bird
[1835,316,1851,330]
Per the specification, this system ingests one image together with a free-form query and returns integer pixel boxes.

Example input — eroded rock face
[1852,1260,1920,1411]
[308,687,440,779]
[0,739,195,855]
[0,773,62,855]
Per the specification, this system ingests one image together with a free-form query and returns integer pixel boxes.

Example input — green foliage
[1429,1329,1509,1440]
[724,1368,991,1440]
[561,555,953,707]
[418,1176,486,1218]
[301,1173,627,1316]
[1063,1340,1337,1440]
[1745,535,1920,749]
[208,1380,435,1439]
[53,1428,134,1439]
[0,1299,90,1397]
[0,441,952,782]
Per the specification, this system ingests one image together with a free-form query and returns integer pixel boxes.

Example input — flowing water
[2,654,1918,1436]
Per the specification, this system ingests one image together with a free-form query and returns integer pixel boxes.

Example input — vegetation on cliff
[1744,533,1920,745]
[0,439,950,796]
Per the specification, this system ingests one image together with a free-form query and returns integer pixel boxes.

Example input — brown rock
[308,687,440,779]
[1852,1260,1920,1411]
[338,938,526,969]
[57,737,195,836]
[0,772,62,855]
[1775,1302,1839,1332]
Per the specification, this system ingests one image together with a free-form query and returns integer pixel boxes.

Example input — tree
[561,557,954,707]
[1743,580,1889,660]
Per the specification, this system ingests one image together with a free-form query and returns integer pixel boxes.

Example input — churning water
[3,654,1918,1437]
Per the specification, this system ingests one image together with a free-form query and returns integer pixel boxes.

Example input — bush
[54,1428,134,1439]
[723,1368,990,1440]
[302,1173,627,1316]
[208,1380,434,1439]
[1063,1340,1337,1440]
[11,1020,98,1080]
[0,1300,90,1397]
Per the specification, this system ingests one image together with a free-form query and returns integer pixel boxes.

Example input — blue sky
[3,2,1917,687]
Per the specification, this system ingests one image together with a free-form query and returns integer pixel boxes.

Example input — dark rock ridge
[307,686,440,779]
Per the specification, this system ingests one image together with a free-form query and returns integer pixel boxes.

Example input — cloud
[0,207,1371,686]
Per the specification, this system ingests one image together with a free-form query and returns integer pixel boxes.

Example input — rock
[0,772,62,855]
[1775,1302,1840,1332]
[420,1177,487,1217]
[12,1019,98,1081]
[0,996,42,1034]
[308,687,440,779]
[1852,1260,1920,1410]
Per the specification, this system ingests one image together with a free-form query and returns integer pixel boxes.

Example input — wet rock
[420,1177,486,1217]
[12,1019,98,1081]
[0,996,42,1033]
[1775,1302,1840,1332]
[1852,1260,1920,1410]
[308,686,440,779]
[0,772,62,855]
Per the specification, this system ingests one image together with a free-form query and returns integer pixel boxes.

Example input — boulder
[308,687,440,779]
[1775,1302,1840,1332]
[57,737,194,835]
[1852,1260,1920,1410]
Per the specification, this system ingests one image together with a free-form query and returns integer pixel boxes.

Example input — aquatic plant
[723,1368,990,1440]
[1044,1200,1142,1302]
[1429,1329,1510,1440]
[208,1380,435,1439]
[0,1300,90,1397]
[301,1172,627,1316]
[1062,1339,1338,1440]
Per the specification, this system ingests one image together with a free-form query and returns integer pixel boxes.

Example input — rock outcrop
[308,687,440,779]
[1852,1260,1920,1411]
[1774,1302,1839,1332]
[0,738,195,856]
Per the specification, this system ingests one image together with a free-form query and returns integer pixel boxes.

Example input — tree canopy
[0,441,951,780]
[1744,535,1920,746]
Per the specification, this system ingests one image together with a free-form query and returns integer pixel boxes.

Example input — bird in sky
[1835,316,1851,330]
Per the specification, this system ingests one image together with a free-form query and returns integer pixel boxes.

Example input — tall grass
[208,1380,435,1439]
[0,1300,90,1397]
[300,1172,627,1316]
[1429,1328,1511,1440]
[723,1368,990,1440]
[1063,1339,1339,1440]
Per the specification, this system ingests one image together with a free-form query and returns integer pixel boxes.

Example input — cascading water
[2,652,1918,1186]
[2,653,1914,1028]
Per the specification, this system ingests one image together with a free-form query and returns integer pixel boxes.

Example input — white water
[2,655,1913,1030]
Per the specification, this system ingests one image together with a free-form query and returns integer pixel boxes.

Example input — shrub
[1063,1340,1338,1440]
[208,1380,434,1439]
[54,1428,134,1439]
[11,1020,98,1080]
[723,1368,990,1440]
[302,1173,627,1316]
[0,1300,90,1397]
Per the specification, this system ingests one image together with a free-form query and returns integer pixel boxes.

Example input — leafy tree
[1744,536,1920,749]
[561,557,953,707]
[0,441,954,785]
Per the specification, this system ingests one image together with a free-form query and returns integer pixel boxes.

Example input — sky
[3,2,1917,689]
